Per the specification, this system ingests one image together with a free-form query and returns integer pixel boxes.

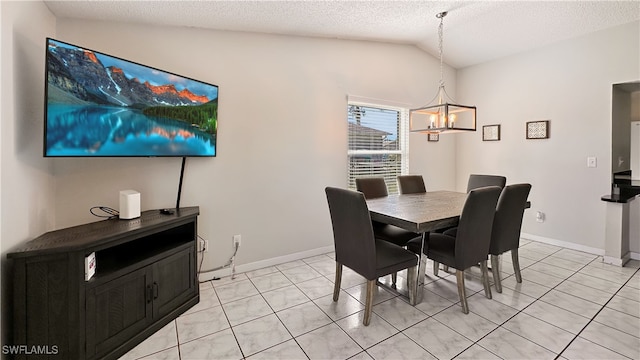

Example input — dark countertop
[601,194,639,203]
[603,171,640,203]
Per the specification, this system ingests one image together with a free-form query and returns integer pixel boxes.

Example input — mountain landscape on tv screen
[45,39,218,157]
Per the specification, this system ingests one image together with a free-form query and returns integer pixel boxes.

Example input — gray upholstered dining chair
[356,177,421,287]
[490,183,532,293]
[467,174,506,192]
[441,174,506,240]
[325,187,418,325]
[355,178,421,247]
[397,175,427,194]
[355,177,389,199]
[407,186,501,314]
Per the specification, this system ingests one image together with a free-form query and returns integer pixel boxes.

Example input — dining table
[366,190,469,305]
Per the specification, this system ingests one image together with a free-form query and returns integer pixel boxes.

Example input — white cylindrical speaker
[119,190,141,219]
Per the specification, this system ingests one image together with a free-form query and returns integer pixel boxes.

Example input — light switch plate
[587,156,597,168]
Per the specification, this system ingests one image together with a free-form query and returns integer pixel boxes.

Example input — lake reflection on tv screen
[46,105,215,157]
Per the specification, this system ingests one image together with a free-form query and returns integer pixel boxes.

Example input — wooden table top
[366,191,468,233]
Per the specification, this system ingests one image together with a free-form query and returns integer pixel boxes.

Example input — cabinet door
[152,247,197,319]
[85,267,153,359]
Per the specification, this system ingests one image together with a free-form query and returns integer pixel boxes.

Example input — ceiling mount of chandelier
[410,11,476,134]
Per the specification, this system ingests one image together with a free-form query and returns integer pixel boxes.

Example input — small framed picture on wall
[526,120,550,139]
[482,125,501,141]
[428,133,439,142]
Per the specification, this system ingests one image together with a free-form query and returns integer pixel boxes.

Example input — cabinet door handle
[153,282,159,299]
[146,285,153,303]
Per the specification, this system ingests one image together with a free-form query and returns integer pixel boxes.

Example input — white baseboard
[603,255,629,267]
[198,236,637,282]
[520,233,605,256]
[198,245,334,282]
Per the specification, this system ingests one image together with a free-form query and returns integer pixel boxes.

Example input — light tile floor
[121,240,640,360]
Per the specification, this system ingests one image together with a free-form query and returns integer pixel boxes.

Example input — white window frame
[347,100,409,194]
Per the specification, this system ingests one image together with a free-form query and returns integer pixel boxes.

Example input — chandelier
[410,12,476,134]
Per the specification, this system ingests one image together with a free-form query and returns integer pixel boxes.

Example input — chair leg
[443,265,449,273]
[333,263,342,302]
[455,270,469,314]
[433,261,439,276]
[407,266,417,305]
[480,260,492,299]
[391,272,397,288]
[512,248,522,283]
[491,254,502,293]
[363,279,375,326]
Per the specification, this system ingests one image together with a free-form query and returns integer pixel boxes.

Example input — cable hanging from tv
[176,157,186,210]
[89,206,119,218]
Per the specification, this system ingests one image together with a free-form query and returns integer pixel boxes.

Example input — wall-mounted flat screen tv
[44,38,218,157]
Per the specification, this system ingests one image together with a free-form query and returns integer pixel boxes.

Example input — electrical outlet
[536,211,545,223]
[233,234,241,248]
[199,239,209,252]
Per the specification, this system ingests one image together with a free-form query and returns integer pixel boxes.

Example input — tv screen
[44,38,218,157]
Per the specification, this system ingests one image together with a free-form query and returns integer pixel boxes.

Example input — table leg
[409,232,428,305]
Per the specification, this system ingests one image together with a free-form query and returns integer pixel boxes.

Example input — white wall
[52,19,456,271]
[456,21,640,251]
[1,0,57,346]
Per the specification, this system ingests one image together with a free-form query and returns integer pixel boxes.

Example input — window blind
[347,102,409,194]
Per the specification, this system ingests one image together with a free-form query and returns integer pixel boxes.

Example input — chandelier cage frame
[410,11,477,134]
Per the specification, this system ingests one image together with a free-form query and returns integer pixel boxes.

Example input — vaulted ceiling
[45,1,640,68]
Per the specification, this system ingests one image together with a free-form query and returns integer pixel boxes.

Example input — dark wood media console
[8,207,200,359]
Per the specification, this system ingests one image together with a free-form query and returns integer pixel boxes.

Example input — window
[347,102,409,194]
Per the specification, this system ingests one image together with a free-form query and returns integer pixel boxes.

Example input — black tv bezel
[43,37,219,158]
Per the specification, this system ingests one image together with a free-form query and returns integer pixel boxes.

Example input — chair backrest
[454,186,502,269]
[490,184,532,255]
[398,175,426,194]
[466,174,506,193]
[325,187,377,279]
[355,177,388,199]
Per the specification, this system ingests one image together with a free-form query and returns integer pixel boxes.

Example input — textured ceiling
[44,1,640,68]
